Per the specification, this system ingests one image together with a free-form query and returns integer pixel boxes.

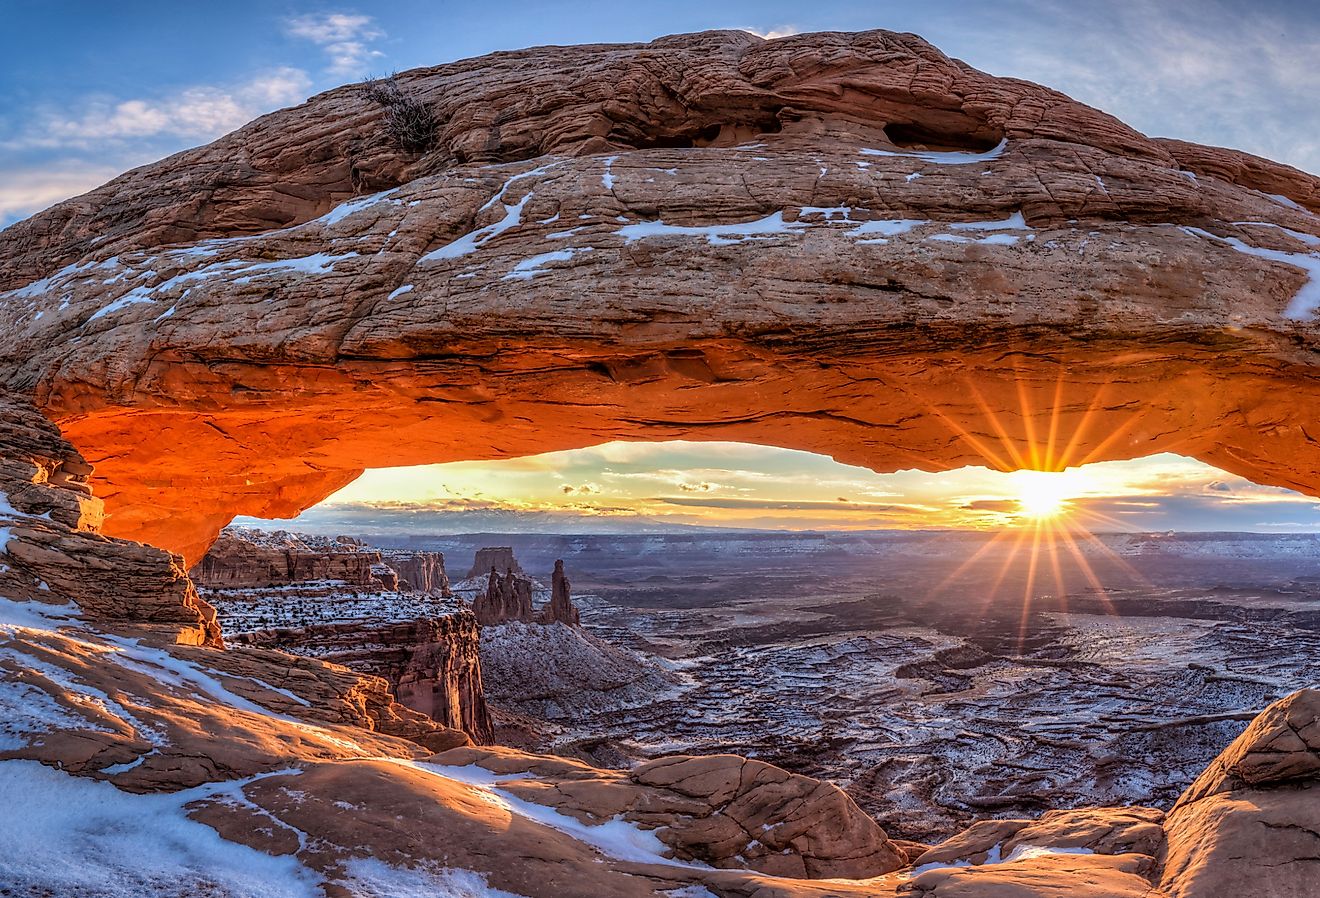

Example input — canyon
[0,26,1319,898]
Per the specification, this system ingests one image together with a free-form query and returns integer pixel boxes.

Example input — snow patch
[0,761,319,898]
[423,195,532,261]
[411,760,705,869]
[948,212,1028,232]
[387,284,414,300]
[848,219,927,243]
[617,212,806,246]
[340,859,530,898]
[860,139,1007,165]
[315,189,400,227]
[502,247,593,280]
[1182,225,1320,319]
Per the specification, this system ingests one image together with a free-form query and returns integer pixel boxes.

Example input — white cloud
[9,68,312,149]
[0,164,121,225]
[286,12,385,76]
[741,25,801,40]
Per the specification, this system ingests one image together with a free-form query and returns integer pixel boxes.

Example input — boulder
[1161,688,1320,898]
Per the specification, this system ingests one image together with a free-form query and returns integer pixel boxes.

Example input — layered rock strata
[468,546,523,579]
[232,614,494,743]
[0,390,218,644]
[385,549,450,595]
[191,527,438,591]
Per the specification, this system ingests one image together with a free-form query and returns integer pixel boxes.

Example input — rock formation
[0,389,218,644]
[232,614,494,744]
[384,549,450,594]
[1159,688,1320,897]
[541,558,581,626]
[192,527,449,595]
[191,529,384,589]
[472,566,535,626]
[467,546,522,579]
[1,27,1319,897]
[0,31,1316,565]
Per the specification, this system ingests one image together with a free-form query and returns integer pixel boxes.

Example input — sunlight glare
[1010,469,1089,519]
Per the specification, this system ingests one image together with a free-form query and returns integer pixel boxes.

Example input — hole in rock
[202,442,1320,841]
[882,121,1004,153]
[617,114,784,150]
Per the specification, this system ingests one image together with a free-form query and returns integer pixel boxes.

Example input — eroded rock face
[0,390,216,643]
[541,558,581,626]
[233,614,494,743]
[473,566,536,626]
[0,31,1316,564]
[1160,688,1320,898]
[191,529,383,589]
[468,546,522,579]
[385,549,450,594]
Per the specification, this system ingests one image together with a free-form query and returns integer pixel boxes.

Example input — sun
[1010,469,1086,519]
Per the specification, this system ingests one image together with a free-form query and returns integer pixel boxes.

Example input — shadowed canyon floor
[2,24,1320,898]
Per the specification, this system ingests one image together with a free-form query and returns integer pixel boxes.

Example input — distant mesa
[468,547,580,627]
[466,546,522,579]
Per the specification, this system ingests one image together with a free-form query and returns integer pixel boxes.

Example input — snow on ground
[502,247,594,280]
[340,858,532,898]
[314,188,401,227]
[480,619,687,719]
[421,161,563,263]
[83,251,359,321]
[0,760,321,898]
[409,759,705,869]
[905,843,1095,877]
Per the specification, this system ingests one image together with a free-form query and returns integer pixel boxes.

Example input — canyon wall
[190,529,382,588]
[192,528,450,594]
[385,549,450,594]
[232,614,494,743]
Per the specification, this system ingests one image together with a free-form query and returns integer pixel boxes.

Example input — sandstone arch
[0,29,1317,564]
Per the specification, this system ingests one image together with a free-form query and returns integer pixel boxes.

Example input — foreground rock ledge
[0,29,1317,562]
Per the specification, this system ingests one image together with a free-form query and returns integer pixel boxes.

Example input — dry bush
[363,75,438,153]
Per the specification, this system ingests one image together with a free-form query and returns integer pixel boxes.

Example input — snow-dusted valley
[205,528,1320,844]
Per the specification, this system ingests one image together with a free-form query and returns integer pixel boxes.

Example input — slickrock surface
[433,746,908,879]
[0,30,1317,563]
[1160,688,1320,898]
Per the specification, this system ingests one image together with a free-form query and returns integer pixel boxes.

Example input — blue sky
[3,0,1318,226]
[7,1,1320,532]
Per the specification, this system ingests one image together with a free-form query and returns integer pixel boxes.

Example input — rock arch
[0,29,1317,566]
